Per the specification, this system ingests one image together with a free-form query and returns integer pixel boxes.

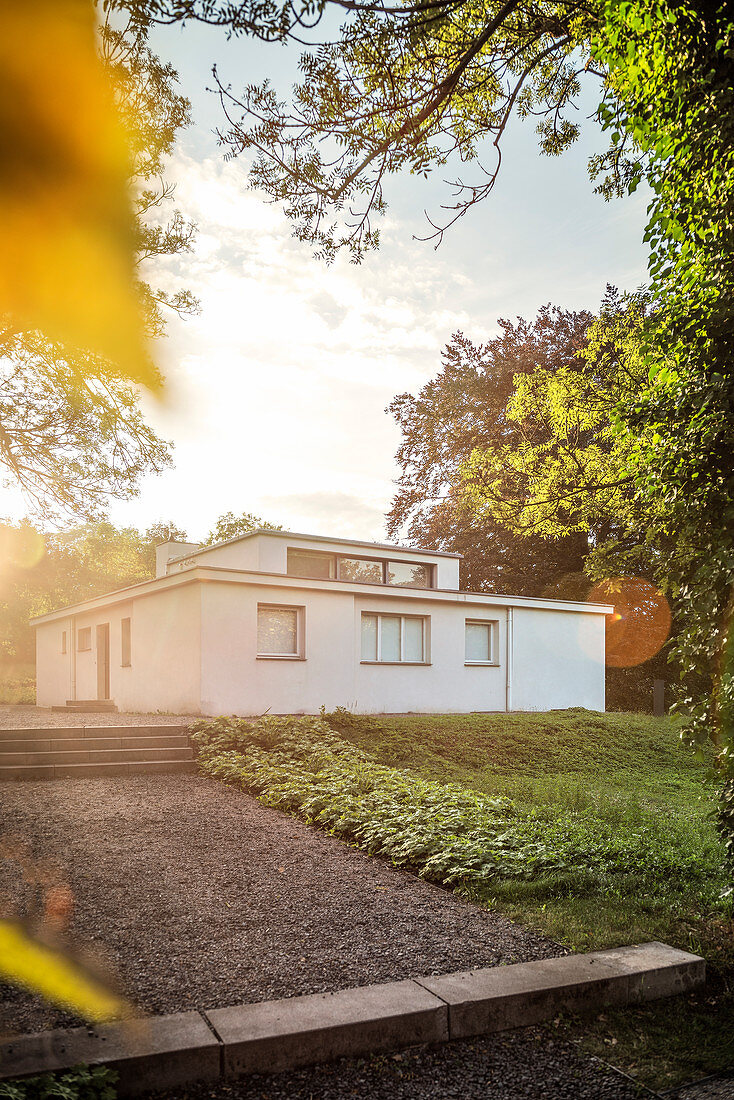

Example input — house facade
[32,530,611,714]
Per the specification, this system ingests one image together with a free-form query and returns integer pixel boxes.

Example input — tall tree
[0,10,197,519]
[0,517,190,665]
[127,0,734,856]
[387,308,593,594]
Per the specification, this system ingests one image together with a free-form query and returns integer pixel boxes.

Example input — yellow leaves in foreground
[0,920,132,1024]
[0,0,157,388]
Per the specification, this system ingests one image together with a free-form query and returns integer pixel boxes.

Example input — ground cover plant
[0,1065,117,1099]
[192,708,732,1089]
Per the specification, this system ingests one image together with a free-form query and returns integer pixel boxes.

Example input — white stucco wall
[200,581,356,715]
[197,580,604,716]
[36,619,73,706]
[510,606,605,711]
[33,546,607,716]
[35,584,202,712]
[115,585,201,713]
[353,595,507,714]
[165,532,461,590]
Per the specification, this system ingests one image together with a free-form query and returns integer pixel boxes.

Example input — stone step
[0,746,194,767]
[0,759,197,780]
[0,734,192,753]
[51,700,118,713]
[0,725,191,741]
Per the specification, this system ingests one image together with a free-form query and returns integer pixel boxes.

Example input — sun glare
[588,577,672,668]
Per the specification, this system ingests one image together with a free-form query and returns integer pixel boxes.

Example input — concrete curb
[0,942,705,1096]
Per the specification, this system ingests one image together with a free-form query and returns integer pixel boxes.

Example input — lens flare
[0,525,46,571]
[588,576,671,668]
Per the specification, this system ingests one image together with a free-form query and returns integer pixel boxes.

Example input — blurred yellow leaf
[0,0,158,388]
[0,920,131,1023]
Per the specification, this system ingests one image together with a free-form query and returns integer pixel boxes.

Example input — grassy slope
[331,709,733,1089]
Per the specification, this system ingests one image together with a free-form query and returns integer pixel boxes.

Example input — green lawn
[193,708,733,1090]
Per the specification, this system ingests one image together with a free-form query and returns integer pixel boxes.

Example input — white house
[32,530,611,715]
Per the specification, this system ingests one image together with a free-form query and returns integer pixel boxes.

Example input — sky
[2,21,651,543]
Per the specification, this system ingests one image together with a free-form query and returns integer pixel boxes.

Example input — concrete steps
[0,724,195,780]
[52,699,118,713]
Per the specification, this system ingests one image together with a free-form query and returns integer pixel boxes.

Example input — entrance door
[96,624,110,701]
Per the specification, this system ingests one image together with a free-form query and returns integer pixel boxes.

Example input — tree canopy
[127,0,605,260]
[387,307,593,595]
[202,511,282,544]
[0,10,197,520]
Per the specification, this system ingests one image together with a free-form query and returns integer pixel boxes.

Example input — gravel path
[0,774,566,1037]
[141,1030,646,1100]
[0,705,200,728]
[665,1073,734,1100]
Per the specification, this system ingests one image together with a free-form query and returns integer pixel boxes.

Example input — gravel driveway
[0,705,201,728]
[141,1030,646,1100]
[0,774,566,1037]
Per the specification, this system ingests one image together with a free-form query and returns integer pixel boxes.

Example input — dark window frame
[286,546,435,590]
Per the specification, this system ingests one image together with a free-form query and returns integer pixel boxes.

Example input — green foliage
[0,518,182,664]
[0,1065,117,1100]
[0,15,196,520]
[201,512,282,546]
[192,711,724,897]
[386,312,593,595]
[589,0,734,862]
[0,662,35,704]
[460,289,649,546]
[132,0,599,260]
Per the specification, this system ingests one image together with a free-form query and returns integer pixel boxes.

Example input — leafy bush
[191,713,723,893]
[0,1065,117,1099]
[0,662,35,705]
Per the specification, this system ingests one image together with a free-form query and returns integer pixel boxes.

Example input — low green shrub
[0,1065,117,1099]
[0,662,35,705]
[191,713,724,894]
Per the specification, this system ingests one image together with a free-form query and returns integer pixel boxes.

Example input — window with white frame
[361,613,428,663]
[257,604,303,658]
[77,626,91,652]
[464,619,499,664]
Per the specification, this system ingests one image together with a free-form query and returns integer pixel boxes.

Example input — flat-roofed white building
[32,530,611,715]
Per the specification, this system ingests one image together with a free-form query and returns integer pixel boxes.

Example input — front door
[96,623,110,701]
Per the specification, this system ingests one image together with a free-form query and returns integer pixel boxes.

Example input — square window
[360,613,428,663]
[257,605,302,657]
[77,627,91,652]
[465,620,498,664]
[121,618,131,667]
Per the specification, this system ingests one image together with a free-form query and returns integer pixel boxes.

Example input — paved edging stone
[206,978,448,1077]
[0,942,705,1096]
[414,941,706,1038]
